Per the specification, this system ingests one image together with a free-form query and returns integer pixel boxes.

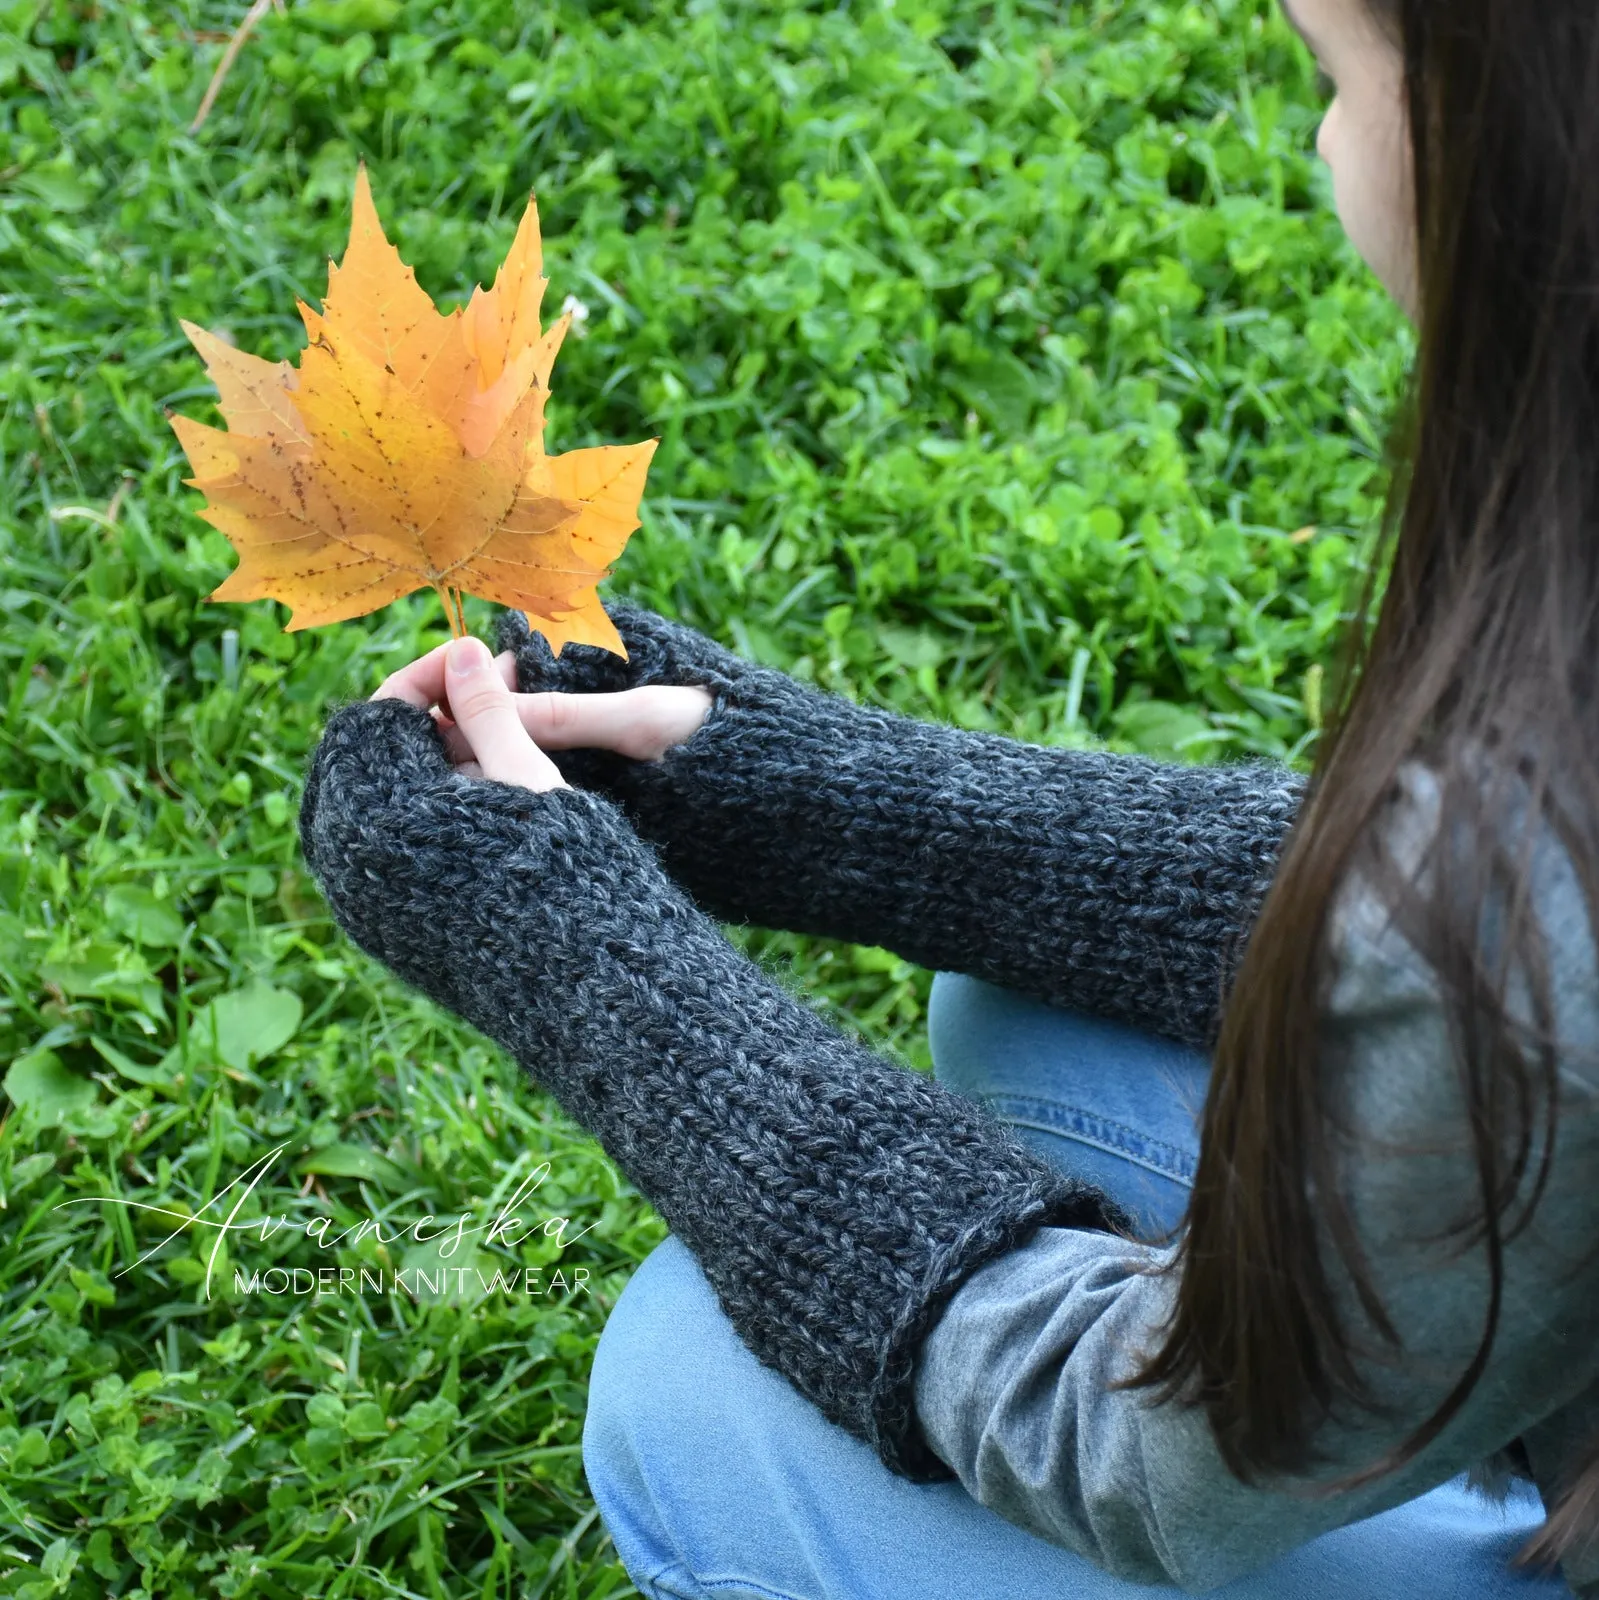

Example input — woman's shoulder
[1315,746,1599,1301]
[1321,756,1444,998]
[1322,747,1599,1099]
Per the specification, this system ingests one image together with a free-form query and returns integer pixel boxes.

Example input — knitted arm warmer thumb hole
[497,601,754,702]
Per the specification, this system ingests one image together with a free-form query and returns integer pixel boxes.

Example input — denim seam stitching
[646,1557,811,1600]
[982,1091,1198,1184]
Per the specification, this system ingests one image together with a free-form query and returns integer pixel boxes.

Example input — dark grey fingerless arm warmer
[499,604,1310,1051]
[300,699,1138,1482]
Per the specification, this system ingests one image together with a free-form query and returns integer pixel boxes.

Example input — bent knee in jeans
[583,1233,1569,1600]
[927,969,1212,1239]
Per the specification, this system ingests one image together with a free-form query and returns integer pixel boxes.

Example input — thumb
[444,636,566,793]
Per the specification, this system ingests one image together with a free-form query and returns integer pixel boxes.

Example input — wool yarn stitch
[498,600,1310,1052]
[301,697,1139,1481]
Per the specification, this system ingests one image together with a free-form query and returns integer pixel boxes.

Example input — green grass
[0,0,1409,1594]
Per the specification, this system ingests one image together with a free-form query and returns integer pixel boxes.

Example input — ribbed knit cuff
[299,698,1137,1479]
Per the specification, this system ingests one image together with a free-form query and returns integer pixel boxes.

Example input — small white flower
[560,294,591,337]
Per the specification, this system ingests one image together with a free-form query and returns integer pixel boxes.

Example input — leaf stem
[434,585,464,639]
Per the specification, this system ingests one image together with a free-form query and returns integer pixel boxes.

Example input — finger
[423,703,474,773]
[437,715,474,767]
[373,641,453,708]
[432,656,512,768]
[372,643,516,710]
[431,711,479,770]
[443,636,566,792]
[514,684,715,762]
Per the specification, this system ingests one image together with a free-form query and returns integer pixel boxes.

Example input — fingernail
[447,636,492,674]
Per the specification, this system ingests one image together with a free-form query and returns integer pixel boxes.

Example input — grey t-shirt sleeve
[912,759,1599,1593]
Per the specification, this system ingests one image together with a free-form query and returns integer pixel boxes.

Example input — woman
[298,0,1599,1592]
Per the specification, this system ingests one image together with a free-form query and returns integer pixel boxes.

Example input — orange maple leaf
[169,166,657,656]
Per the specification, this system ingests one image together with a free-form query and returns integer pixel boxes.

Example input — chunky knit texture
[498,600,1310,1052]
[300,697,1138,1481]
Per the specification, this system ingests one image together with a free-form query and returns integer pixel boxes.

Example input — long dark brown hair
[1113,0,1599,1577]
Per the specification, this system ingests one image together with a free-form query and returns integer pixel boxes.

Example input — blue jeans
[582,971,1570,1599]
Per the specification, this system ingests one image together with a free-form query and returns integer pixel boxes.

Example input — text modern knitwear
[303,598,1599,1596]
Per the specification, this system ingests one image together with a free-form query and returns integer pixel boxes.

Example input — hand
[496,600,757,799]
[372,635,715,794]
